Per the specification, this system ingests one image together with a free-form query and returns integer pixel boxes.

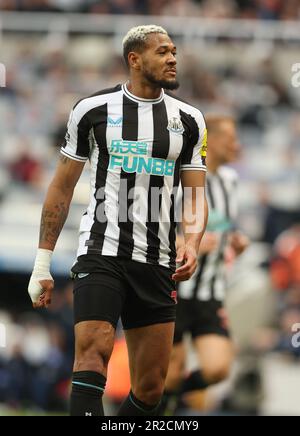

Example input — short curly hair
[123,25,168,68]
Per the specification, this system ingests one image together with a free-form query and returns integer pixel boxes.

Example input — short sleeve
[180,111,207,172]
[60,103,91,162]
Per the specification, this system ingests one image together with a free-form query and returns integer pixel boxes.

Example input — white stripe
[130,102,154,264]
[180,165,206,171]
[122,83,164,104]
[73,92,120,125]
[77,137,100,257]
[214,271,226,301]
[158,97,184,266]
[101,93,123,256]
[65,92,120,160]
[60,148,87,162]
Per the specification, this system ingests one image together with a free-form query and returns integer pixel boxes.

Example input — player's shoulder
[164,92,205,125]
[72,84,122,117]
[218,166,239,184]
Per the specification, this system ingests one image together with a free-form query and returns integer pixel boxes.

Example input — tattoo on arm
[39,202,68,248]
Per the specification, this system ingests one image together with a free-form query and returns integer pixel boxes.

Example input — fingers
[31,280,54,309]
[32,290,46,309]
[172,253,197,282]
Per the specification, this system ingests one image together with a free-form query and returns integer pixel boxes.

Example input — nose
[167,53,176,65]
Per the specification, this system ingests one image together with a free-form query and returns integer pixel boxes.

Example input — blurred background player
[161,115,249,415]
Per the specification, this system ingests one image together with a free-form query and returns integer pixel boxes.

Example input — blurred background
[1,0,300,416]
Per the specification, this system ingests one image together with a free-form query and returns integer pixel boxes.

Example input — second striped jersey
[178,166,238,301]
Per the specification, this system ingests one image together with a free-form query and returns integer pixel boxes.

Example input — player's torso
[91,93,189,180]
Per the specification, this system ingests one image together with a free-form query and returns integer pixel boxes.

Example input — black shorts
[72,255,177,330]
[173,297,230,344]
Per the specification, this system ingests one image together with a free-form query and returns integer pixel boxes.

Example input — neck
[126,78,162,100]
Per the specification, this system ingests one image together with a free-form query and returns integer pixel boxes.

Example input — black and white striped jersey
[178,166,238,301]
[61,83,207,271]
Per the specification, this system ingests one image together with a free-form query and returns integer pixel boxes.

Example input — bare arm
[39,155,85,250]
[28,155,85,308]
[181,170,208,255]
[172,170,208,282]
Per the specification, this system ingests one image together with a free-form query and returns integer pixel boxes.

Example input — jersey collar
[122,83,164,104]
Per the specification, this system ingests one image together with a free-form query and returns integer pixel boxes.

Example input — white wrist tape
[28,249,53,303]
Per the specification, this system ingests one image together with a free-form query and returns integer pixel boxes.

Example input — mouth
[165,69,177,77]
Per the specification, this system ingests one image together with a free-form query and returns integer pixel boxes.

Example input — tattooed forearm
[39,202,69,249]
[38,154,81,250]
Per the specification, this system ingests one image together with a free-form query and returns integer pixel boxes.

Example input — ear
[128,52,141,70]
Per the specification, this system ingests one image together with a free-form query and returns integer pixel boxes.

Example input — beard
[143,69,180,90]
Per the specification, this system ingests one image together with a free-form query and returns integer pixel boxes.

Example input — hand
[230,231,249,256]
[172,244,198,282]
[28,272,54,309]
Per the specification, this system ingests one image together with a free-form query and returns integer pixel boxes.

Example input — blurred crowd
[0,0,300,20]
[0,283,74,412]
[1,16,300,413]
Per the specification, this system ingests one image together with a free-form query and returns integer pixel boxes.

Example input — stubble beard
[143,69,180,91]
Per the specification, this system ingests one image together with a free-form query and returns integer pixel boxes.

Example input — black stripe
[168,159,181,270]
[62,85,122,159]
[146,101,170,265]
[117,95,139,258]
[168,108,187,270]
[75,114,91,158]
[192,254,208,298]
[86,104,109,254]
[73,84,122,109]
[179,110,199,167]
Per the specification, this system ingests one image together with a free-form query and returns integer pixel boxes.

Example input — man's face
[138,33,179,90]
[210,121,240,164]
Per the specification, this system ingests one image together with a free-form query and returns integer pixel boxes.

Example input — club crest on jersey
[108,117,123,127]
[167,117,184,135]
